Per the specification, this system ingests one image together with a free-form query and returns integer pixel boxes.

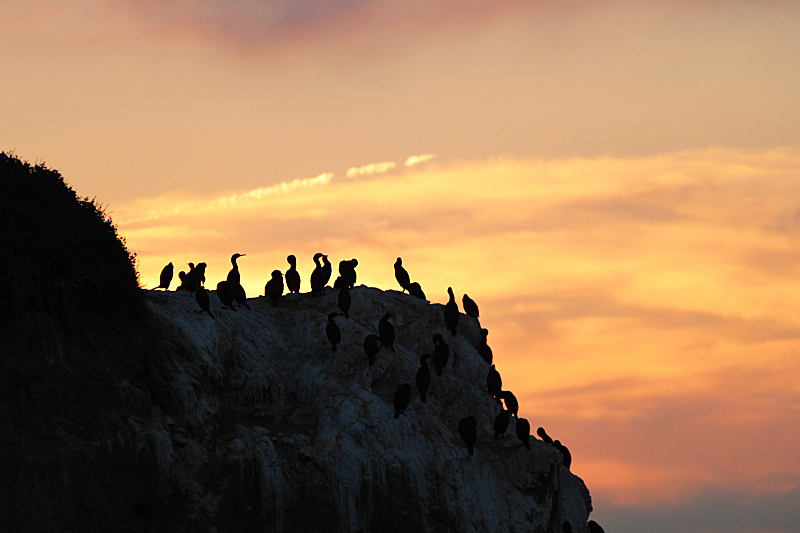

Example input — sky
[3,1,800,531]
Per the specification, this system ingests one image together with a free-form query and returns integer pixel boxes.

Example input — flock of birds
[153,253,605,533]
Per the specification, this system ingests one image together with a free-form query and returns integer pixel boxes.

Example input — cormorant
[364,334,382,366]
[195,285,214,318]
[265,269,284,306]
[553,440,572,469]
[337,286,351,318]
[310,253,331,296]
[516,417,531,450]
[415,355,431,403]
[177,270,187,290]
[216,281,236,310]
[233,282,251,310]
[408,282,426,300]
[325,313,341,352]
[487,365,502,404]
[499,390,518,418]
[462,293,479,319]
[157,262,173,290]
[493,409,511,439]
[193,262,208,293]
[536,427,553,444]
[336,259,358,289]
[444,287,459,335]
[184,262,200,293]
[378,313,395,352]
[478,328,493,364]
[394,257,411,292]
[588,520,605,533]
[393,383,412,418]
[285,255,300,294]
[226,253,245,286]
[432,333,450,376]
[457,416,478,456]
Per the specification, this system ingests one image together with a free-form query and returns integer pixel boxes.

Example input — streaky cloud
[346,161,396,178]
[405,154,435,167]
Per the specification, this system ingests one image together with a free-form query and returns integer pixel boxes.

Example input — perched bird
[265,269,284,307]
[337,259,358,289]
[177,270,187,290]
[310,253,332,296]
[216,281,236,311]
[325,313,341,352]
[487,365,502,404]
[193,262,208,292]
[432,333,450,376]
[444,287,459,336]
[364,334,382,366]
[478,328,493,365]
[378,313,395,352]
[195,285,214,318]
[537,427,553,444]
[553,440,572,469]
[183,262,200,293]
[156,262,173,290]
[393,383,412,419]
[233,282,251,310]
[493,409,511,439]
[458,416,478,456]
[394,257,411,292]
[516,417,531,450]
[415,355,431,403]
[408,282,426,300]
[499,390,518,418]
[285,255,301,294]
[462,293,479,319]
[226,253,245,286]
[337,286,351,318]
[588,520,605,533]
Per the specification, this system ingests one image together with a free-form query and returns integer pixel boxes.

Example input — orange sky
[3,2,800,531]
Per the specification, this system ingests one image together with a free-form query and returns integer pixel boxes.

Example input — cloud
[345,161,396,178]
[404,154,435,167]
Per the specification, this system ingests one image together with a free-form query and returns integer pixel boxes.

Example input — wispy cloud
[404,154,435,167]
[345,161,396,178]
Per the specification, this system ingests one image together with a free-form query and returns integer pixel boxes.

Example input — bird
[394,257,411,292]
[337,286,351,318]
[285,255,300,294]
[432,333,450,376]
[364,334,382,366]
[487,365,502,404]
[516,417,531,450]
[226,253,245,286]
[462,293,479,319]
[499,390,518,418]
[408,282,426,300]
[378,313,395,352]
[193,262,207,293]
[265,269,284,306]
[195,285,214,318]
[415,355,431,403]
[183,262,200,293]
[537,427,553,444]
[393,383,412,419]
[216,281,236,311]
[336,258,358,289]
[233,282,251,310]
[478,328,493,364]
[177,270,187,290]
[588,520,605,533]
[310,253,331,296]
[325,313,341,352]
[457,416,478,456]
[553,440,572,469]
[156,262,173,290]
[444,287,459,335]
[493,409,511,439]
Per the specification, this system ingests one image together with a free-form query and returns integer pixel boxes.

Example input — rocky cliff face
[1,285,592,532]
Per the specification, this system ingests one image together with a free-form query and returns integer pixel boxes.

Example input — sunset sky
[3,1,800,531]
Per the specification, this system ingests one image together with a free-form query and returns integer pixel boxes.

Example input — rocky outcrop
[1,285,591,532]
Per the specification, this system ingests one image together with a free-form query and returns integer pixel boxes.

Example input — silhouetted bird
[415,354,431,403]
[193,262,207,293]
[444,287,459,335]
[500,390,518,418]
[285,254,300,294]
[478,328,493,364]
[432,333,450,376]
[462,293,479,319]
[393,383,412,419]
[310,253,331,296]
[227,253,245,286]
[184,262,201,293]
[216,281,236,310]
[493,409,511,439]
[408,282,426,300]
[588,520,605,533]
[233,282,251,310]
[378,313,395,352]
[325,312,341,352]
[265,269,284,306]
[537,427,553,444]
[337,286,351,318]
[364,334,382,366]
[487,364,502,404]
[394,257,411,292]
[195,285,214,318]
[336,258,358,289]
[157,262,173,290]
[562,522,572,533]
[516,417,531,450]
[177,270,187,290]
[553,440,572,469]
[458,416,478,456]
